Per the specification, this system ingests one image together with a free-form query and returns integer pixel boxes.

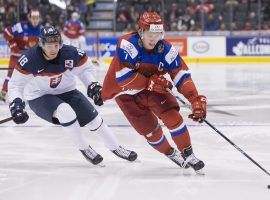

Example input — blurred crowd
[0,0,270,32]
[0,0,95,32]
[116,0,270,31]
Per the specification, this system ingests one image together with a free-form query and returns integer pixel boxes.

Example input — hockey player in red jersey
[102,12,206,173]
[0,9,41,102]
[62,12,86,50]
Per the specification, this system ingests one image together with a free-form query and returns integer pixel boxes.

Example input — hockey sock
[85,114,119,150]
[160,109,191,153]
[55,103,89,150]
[145,124,172,154]
[62,121,89,150]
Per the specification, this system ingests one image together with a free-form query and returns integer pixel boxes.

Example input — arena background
[0,1,270,200]
[0,0,270,65]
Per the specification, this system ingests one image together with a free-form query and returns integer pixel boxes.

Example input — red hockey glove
[188,95,207,123]
[147,74,173,94]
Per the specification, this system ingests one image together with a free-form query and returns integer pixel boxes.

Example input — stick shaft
[167,88,270,176]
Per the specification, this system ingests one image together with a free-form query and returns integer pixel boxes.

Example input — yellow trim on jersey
[102,57,270,64]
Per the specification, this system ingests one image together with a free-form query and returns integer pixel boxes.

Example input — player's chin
[49,54,57,59]
[147,43,156,49]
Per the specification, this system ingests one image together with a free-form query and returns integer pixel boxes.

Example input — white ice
[0,63,270,200]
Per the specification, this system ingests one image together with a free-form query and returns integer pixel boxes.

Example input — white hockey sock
[85,115,119,150]
[55,103,89,150]
[62,121,89,150]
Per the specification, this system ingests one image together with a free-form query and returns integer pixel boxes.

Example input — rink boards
[1,35,270,66]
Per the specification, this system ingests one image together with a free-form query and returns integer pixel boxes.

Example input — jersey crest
[158,43,164,53]
[50,75,62,88]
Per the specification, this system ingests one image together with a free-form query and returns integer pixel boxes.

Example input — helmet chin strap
[139,29,144,39]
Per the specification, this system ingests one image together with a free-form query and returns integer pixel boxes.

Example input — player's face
[141,29,163,50]
[42,42,61,60]
[30,16,40,27]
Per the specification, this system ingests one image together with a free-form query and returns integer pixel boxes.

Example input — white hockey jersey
[8,45,96,101]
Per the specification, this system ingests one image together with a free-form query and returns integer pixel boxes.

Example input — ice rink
[0,63,270,200]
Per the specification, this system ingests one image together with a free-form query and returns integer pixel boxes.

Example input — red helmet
[138,12,163,30]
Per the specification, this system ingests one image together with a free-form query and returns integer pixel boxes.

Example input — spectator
[86,0,95,17]
[219,22,227,31]
[5,5,17,27]
[205,13,219,31]
[177,11,195,31]
[243,21,252,30]
[117,6,131,26]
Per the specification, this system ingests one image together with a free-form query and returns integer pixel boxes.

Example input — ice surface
[0,63,269,200]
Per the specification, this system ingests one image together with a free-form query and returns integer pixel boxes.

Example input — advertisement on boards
[188,36,226,57]
[99,37,118,57]
[166,38,187,56]
[0,39,10,59]
[227,36,270,56]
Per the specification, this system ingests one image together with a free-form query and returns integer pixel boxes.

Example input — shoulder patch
[12,23,23,33]
[120,39,138,59]
[165,45,178,65]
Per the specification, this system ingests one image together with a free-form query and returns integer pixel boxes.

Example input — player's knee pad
[144,124,164,145]
[85,114,103,131]
[159,109,184,130]
[54,103,77,126]
[144,124,171,154]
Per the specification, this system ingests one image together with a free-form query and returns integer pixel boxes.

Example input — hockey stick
[92,52,110,67]
[0,68,13,70]
[0,116,13,124]
[166,88,270,177]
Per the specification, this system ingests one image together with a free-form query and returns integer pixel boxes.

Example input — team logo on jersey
[158,44,164,53]
[165,46,178,64]
[50,75,62,88]
[65,60,73,68]
[120,39,138,59]
[138,38,142,47]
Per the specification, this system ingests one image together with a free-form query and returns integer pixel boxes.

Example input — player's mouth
[148,42,156,48]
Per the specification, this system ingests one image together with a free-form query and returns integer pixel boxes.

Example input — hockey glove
[147,74,173,94]
[188,95,207,123]
[87,82,103,106]
[9,98,29,124]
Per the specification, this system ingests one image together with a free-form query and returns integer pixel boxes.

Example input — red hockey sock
[145,125,172,154]
[160,109,192,153]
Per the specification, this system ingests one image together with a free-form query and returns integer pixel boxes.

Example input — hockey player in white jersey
[8,26,137,165]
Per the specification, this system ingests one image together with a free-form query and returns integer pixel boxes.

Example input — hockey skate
[112,146,138,161]
[0,91,6,102]
[167,148,189,168]
[80,146,103,165]
[184,153,205,174]
[183,146,205,174]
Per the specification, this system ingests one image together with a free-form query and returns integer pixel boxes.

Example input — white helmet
[71,12,80,21]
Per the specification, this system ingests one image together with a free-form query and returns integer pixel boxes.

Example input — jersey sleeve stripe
[173,70,190,85]
[175,73,191,88]
[4,27,13,38]
[77,55,88,67]
[14,64,31,75]
[116,69,135,82]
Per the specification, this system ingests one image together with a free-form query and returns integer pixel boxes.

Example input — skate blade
[195,169,205,175]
